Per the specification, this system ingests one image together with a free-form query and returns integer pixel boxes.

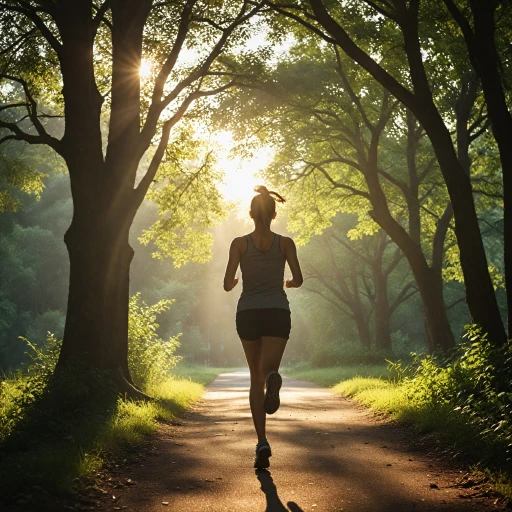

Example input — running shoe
[263,371,282,415]
[254,440,272,469]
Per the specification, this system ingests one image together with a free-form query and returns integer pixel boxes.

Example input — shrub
[0,333,61,440]
[0,294,183,440]
[389,326,512,461]
[128,293,182,388]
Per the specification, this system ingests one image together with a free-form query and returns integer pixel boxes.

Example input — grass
[170,364,234,385]
[282,363,388,386]
[0,365,225,508]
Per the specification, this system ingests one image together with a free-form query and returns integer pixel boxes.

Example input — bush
[0,333,61,440]
[128,293,182,388]
[0,293,183,440]
[389,326,512,462]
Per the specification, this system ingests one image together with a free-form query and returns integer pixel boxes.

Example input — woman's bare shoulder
[279,235,296,247]
[231,235,246,245]
[231,236,248,253]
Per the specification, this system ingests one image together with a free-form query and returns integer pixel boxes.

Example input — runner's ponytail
[251,185,286,222]
[254,185,286,204]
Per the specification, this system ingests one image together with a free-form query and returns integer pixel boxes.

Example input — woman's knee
[249,368,265,388]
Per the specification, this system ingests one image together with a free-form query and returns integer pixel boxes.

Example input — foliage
[128,293,182,388]
[140,136,229,267]
[395,327,512,455]
[332,327,512,476]
[0,144,47,212]
[0,293,182,441]
[0,333,60,440]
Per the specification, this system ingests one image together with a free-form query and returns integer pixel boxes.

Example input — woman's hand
[232,276,239,289]
[285,278,299,288]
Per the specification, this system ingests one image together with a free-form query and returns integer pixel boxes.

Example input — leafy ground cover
[0,371,205,505]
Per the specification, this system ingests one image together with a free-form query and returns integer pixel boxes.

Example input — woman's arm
[283,237,303,288]
[223,238,241,291]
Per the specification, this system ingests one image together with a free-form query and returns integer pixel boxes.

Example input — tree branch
[303,285,354,318]
[92,0,113,35]
[303,161,371,199]
[333,46,374,131]
[140,0,264,152]
[0,2,62,57]
[265,1,336,45]
[390,281,418,313]
[134,81,239,207]
[307,0,417,111]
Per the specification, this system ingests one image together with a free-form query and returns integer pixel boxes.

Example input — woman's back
[237,233,289,312]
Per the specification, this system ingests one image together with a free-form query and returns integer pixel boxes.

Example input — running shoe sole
[263,371,282,415]
[254,445,271,469]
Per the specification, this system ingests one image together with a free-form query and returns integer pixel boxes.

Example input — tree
[303,218,416,351]
[0,0,265,395]
[266,0,507,344]
[441,0,512,337]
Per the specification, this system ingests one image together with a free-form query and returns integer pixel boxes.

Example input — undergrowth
[0,295,215,508]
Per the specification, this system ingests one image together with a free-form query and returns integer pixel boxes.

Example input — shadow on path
[107,371,503,511]
[256,470,304,512]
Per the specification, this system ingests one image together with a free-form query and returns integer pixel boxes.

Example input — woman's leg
[241,338,266,442]
[241,336,288,442]
[260,336,288,377]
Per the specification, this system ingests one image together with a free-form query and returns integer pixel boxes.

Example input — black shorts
[236,308,291,341]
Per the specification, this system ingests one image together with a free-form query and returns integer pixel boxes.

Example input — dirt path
[97,371,504,511]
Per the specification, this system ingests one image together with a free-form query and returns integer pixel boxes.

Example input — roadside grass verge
[170,364,234,385]
[283,363,388,387]
[0,299,232,508]
[0,366,216,508]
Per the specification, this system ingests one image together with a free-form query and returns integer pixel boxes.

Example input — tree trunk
[352,306,372,349]
[468,3,512,337]
[419,268,455,354]
[57,205,145,398]
[52,1,150,397]
[372,270,392,351]
[367,199,455,352]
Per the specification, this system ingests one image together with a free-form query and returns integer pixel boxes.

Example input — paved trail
[108,371,502,511]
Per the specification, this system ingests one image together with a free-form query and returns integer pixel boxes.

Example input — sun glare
[139,58,152,78]
[213,131,274,217]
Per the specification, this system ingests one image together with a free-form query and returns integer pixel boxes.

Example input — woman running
[223,185,303,469]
